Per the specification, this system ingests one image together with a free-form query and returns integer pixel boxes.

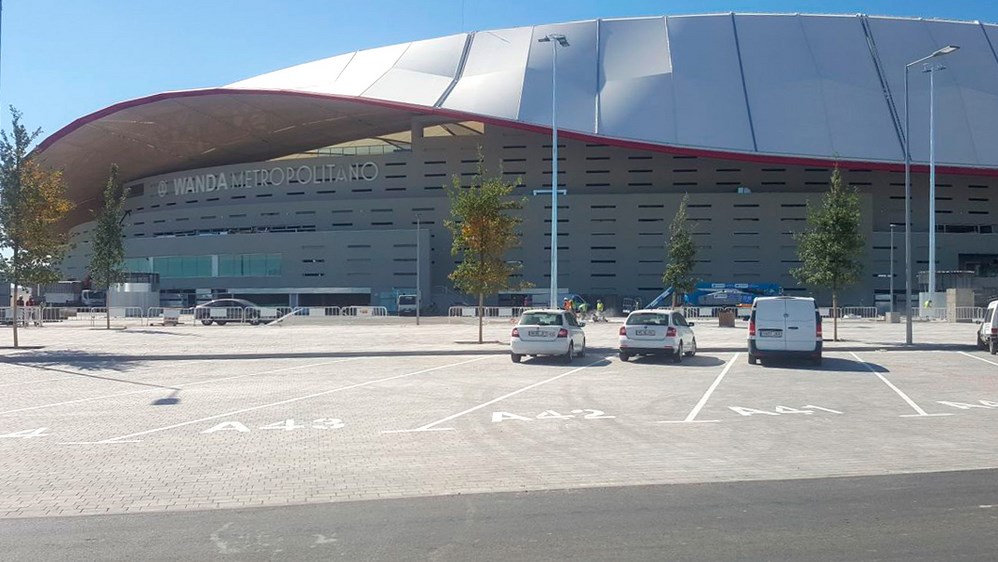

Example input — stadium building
[38,13,998,310]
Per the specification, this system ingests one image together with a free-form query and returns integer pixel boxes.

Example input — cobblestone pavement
[0,318,995,519]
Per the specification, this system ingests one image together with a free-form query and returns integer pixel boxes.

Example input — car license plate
[634,329,656,336]
[527,330,547,337]
[760,329,782,337]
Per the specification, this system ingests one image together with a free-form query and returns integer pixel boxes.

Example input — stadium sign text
[157,162,379,198]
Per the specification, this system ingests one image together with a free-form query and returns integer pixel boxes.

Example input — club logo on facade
[157,181,168,198]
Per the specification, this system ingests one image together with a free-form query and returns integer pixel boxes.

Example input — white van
[976,299,998,355]
[747,297,822,365]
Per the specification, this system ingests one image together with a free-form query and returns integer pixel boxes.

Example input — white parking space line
[849,352,952,418]
[0,357,360,416]
[62,356,492,444]
[957,351,998,368]
[658,353,738,424]
[384,356,611,433]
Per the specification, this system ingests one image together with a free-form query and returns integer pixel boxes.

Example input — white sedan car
[618,309,697,363]
[510,309,587,363]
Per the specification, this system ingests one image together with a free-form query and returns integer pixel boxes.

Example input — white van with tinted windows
[976,299,998,355]
[747,297,822,365]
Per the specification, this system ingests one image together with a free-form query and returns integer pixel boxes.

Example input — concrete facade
[59,120,998,309]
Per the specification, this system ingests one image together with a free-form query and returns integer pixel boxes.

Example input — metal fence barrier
[954,307,985,322]
[342,306,389,317]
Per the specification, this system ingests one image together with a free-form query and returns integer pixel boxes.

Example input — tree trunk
[832,290,838,342]
[12,274,19,349]
[106,283,111,330]
[11,294,18,349]
[477,292,484,344]
[671,291,677,308]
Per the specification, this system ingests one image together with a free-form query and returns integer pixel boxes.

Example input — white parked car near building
[510,309,586,363]
[618,309,696,363]
[976,299,998,355]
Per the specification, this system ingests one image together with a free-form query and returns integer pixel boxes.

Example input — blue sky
[3,0,997,142]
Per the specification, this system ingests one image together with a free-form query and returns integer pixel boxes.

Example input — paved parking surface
[0,318,996,518]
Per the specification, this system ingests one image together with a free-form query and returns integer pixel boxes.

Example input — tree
[445,155,526,343]
[0,107,74,348]
[661,194,698,308]
[90,164,129,330]
[792,165,865,341]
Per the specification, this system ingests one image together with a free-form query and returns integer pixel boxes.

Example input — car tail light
[619,326,627,336]
[558,328,568,338]
[666,326,677,337]
[511,327,520,338]
[748,319,756,337]
[816,321,823,339]
[991,327,997,336]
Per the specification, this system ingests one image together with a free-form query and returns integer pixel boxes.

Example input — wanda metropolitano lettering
[160,161,379,198]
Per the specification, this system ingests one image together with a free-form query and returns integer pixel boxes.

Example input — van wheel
[991,340,997,355]
[748,354,757,365]
[579,339,586,358]
[672,343,683,363]
[619,352,630,362]
[249,319,260,326]
[564,343,575,363]
[215,321,227,326]
[511,353,522,363]
[685,338,697,357]
[201,319,212,326]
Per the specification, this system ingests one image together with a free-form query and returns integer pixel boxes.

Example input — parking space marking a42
[492,409,615,422]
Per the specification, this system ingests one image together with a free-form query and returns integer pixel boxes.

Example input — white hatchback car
[618,309,696,363]
[976,299,998,355]
[510,309,586,363]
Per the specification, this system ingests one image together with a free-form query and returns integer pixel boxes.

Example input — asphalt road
[3,469,997,561]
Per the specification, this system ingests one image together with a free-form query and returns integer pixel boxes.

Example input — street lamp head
[538,33,569,47]
[933,45,959,56]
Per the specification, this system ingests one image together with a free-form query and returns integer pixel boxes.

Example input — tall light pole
[538,33,569,308]
[904,44,958,344]
[416,214,421,326]
[889,223,896,315]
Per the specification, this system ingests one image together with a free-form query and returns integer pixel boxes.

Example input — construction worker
[563,298,572,312]
[596,299,605,321]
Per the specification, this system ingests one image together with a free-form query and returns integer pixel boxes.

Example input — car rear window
[520,313,562,326]
[626,313,670,326]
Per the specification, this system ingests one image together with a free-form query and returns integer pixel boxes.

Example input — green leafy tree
[662,194,698,307]
[90,164,130,329]
[0,107,74,347]
[445,155,526,343]
[792,165,865,341]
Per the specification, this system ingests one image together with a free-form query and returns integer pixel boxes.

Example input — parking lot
[0,317,996,518]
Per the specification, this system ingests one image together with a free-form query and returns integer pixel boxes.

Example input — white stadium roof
[38,13,998,212]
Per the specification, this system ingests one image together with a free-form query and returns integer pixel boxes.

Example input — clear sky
[3,0,998,144]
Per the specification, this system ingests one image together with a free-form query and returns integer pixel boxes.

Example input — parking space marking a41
[492,409,615,422]
[728,405,843,417]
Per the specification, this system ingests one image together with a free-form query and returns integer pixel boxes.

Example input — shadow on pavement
[622,354,727,368]
[752,356,888,373]
[6,360,180,389]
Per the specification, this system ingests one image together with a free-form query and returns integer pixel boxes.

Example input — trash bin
[718,308,736,328]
